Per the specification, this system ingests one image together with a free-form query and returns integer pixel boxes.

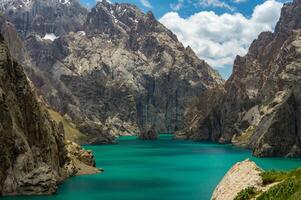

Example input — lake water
[3,134,301,200]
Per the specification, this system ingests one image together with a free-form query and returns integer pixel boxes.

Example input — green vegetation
[234,126,255,145]
[261,170,289,185]
[234,187,257,200]
[234,168,301,200]
[47,108,87,143]
[257,168,301,200]
[257,179,298,200]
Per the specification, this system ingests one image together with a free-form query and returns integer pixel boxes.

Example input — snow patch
[189,80,198,86]
[43,33,59,41]
[78,31,86,36]
[129,17,139,23]
[99,0,112,4]
[59,0,71,5]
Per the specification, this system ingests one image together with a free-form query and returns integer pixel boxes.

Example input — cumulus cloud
[96,0,112,4]
[140,0,152,8]
[233,0,248,3]
[196,0,235,11]
[170,0,184,11]
[159,0,283,70]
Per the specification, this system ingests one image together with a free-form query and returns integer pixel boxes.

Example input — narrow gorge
[0,0,301,199]
[1,0,223,144]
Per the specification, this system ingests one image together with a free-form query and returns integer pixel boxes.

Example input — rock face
[2,0,88,39]
[181,0,301,157]
[175,86,225,140]
[2,0,223,142]
[65,141,101,175]
[0,31,64,195]
[0,19,98,195]
[211,159,263,200]
[138,124,158,140]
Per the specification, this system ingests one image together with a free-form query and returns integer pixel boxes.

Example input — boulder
[138,124,158,140]
[211,159,263,200]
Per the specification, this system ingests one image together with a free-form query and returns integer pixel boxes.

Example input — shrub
[257,180,297,200]
[234,187,256,200]
[261,170,288,185]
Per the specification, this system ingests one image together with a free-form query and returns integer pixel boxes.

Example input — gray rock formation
[138,124,158,140]
[212,159,284,200]
[2,0,87,38]
[0,31,64,195]
[65,141,101,175]
[211,159,263,200]
[181,0,301,157]
[2,0,223,142]
[0,17,99,195]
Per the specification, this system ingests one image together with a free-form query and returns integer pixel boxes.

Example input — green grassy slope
[47,108,87,143]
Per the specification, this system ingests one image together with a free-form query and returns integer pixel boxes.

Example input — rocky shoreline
[0,21,100,196]
[211,160,263,200]
[211,159,280,200]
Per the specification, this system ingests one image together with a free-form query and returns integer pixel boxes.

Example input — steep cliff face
[2,0,223,141]
[2,0,87,38]
[0,16,99,195]
[183,0,301,157]
[0,32,65,195]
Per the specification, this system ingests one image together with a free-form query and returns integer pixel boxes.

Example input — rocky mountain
[179,0,301,157]
[2,0,223,142]
[0,15,99,195]
[2,0,87,38]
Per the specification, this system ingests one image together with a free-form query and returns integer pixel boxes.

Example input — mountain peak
[1,0,84,11]
[183,0,301,157]
[3,0,223,141]
[2,0,87,38]
[294,0,301,5]
[275,0,301,36]
[1,0,33,10]
[96,0,112,9]
[146,11,155,21]
[86,1,146,36]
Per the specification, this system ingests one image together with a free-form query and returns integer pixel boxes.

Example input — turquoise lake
[3,134,301,200]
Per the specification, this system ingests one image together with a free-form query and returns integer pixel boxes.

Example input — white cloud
[140,0,152,8]
[170,0,184,11]
[96,0,112,4]
[233,0,248,3]
[196,0,235,11]
[159,0,283,70]
[97,0,112,3]
[252,0,283,24]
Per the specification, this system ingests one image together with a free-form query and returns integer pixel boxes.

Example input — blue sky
[80,0,290,18]
[79,0,292,79]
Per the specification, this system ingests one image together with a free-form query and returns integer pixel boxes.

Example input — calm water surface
[3,134,301,200]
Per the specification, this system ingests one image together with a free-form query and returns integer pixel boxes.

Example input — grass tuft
[256,168,301,200]
[234,187,257,200]
[261,170,289,185]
